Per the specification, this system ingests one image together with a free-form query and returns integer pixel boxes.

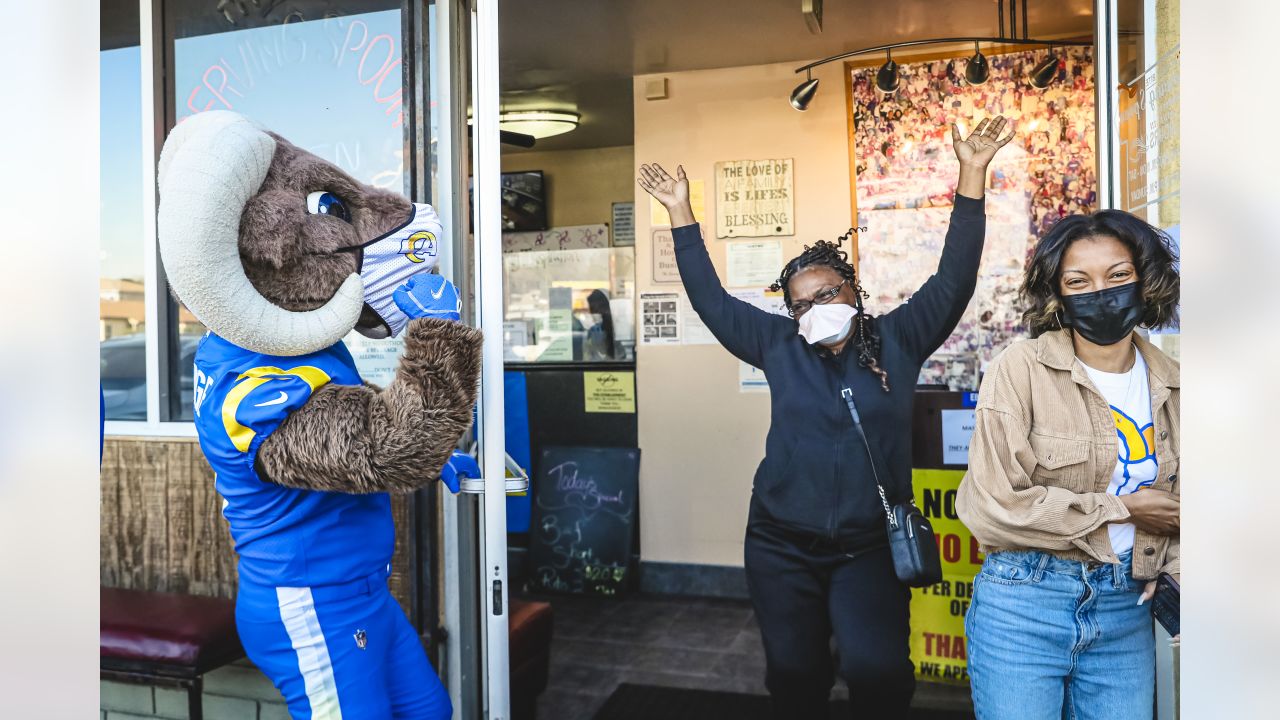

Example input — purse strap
[840,387,898,529]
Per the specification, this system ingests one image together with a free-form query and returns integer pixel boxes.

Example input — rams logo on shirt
[221,366,331,453]
[399,231,437,263]
[1110,406,1157,493]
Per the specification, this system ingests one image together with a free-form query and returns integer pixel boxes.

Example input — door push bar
[457,451,531,495]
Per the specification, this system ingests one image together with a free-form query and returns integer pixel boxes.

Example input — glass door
[435,0,517,717]
[1098,3,1181,716]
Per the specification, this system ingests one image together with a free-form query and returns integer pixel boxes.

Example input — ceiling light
[875,51,900,94]
[497,111,579,140]
[965,42,990,86]
[790,70,820,111]
[1029,55,1060,89]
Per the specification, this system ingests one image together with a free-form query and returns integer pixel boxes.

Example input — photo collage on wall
[849,46,1096,390]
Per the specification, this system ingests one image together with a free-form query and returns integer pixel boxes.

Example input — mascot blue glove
[439,451,481,494]
[395,274,472,494]
[393,274,462,323]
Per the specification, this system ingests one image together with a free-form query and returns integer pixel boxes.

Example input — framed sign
[715,158,794,238]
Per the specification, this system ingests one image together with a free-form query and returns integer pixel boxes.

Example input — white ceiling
[499,0,1095,153]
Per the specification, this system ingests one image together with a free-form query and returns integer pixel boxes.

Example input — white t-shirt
[1080,348,1158,556]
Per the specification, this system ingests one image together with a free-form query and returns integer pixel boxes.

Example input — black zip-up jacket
[672,194,985,547]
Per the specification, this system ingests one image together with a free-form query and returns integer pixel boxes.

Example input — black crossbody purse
[841,387,943,588]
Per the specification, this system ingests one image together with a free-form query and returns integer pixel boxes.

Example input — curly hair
[1021,210,1180,338]
[770,229,890,391]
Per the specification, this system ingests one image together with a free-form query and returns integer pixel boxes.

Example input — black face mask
[1060,283,1144,346]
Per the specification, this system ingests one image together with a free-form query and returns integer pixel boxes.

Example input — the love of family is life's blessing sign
[715,158,795,238]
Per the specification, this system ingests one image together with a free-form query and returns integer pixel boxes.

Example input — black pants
[744,513,914,719]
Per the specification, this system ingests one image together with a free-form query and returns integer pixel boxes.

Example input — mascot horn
[159,110,481,720]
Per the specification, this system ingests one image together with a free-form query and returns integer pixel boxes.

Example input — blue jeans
[965,550,1154,720]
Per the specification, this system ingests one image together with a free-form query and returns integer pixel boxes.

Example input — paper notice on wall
[941,409,977,466]
[726,240,784,287]
[649,179,706,226]
[639,291,681,344]
[652,228,680,283]
[541,287,574,361]
[728,287,790,317]
[342,333,404,388]
[611,202,635,246]
[679,295,716,345]
[739,361,769,393]
[584,371,636,413]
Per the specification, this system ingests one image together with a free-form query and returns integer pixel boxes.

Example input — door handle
[458,451,530,495]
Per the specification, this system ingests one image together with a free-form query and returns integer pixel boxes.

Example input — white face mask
[351,202,444,338]
[797,302,857,346]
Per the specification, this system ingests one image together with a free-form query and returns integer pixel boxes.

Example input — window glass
[1114,0,1180,357]
[100,0,145,421]
[166,1,405,419]
[503,247,636,363]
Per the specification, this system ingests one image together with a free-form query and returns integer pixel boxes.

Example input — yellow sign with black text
[909,468,982,685]
[584,372,636,414]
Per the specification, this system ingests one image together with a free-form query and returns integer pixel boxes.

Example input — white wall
[634,60,853,566]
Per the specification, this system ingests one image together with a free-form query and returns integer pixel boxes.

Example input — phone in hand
[1151,571,1180,637]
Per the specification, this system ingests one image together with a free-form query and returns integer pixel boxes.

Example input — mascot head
[157,110,442,356]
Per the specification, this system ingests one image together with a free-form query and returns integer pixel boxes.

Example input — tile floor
[525,592,972,719]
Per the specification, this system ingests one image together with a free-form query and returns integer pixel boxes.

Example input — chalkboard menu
[530,446,640,596]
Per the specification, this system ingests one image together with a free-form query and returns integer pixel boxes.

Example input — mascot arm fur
[256,318,482,494]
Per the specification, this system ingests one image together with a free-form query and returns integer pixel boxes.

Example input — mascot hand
[393,274,461,322]
[439,451,481,494]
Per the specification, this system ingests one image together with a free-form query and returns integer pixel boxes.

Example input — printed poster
[583,371,636,413]
[679,295,716,345]
[728,287,789,317]
[726,240,784,287]
[909,469,983,685]
[739,361,769,393]
[715,158,795,238]
[941,409,977,465]
[342,333,404,388]
[651,228,680,283]
[639,291,681,345]
[611,202,635,247]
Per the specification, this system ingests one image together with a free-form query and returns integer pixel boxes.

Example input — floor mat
[592,683,975,720]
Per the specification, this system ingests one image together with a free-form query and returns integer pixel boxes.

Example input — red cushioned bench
[102,588,552,719]
[100,587,245,720]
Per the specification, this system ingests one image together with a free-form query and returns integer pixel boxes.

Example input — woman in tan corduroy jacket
[957,209,1180,720]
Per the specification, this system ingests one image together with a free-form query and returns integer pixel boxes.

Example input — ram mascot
[158,110,480,720]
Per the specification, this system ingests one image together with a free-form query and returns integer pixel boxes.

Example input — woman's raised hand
[952,115,1015,168]
[638,163,689,209]
[638,163,695,227]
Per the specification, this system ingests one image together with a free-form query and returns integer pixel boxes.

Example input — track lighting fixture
[790,69,820,111]
[1029,54,1060,89]
[875,51,900,94]
[965,42,990,86]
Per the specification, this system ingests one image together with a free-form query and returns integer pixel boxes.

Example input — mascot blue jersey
[192,332,394,588]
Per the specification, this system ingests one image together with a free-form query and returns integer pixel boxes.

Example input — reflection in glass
[503,248,636,363]
[101,26,146,420]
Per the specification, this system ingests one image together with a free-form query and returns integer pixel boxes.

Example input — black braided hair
[769,229,890,392]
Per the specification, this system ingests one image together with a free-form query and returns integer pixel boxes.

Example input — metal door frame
[435,0,511,717]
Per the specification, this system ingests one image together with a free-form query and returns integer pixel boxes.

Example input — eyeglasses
[788,280,847,317]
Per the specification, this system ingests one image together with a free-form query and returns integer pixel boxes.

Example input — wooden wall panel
[101,437,415,617]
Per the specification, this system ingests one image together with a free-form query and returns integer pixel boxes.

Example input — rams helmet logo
[399,231,437,263]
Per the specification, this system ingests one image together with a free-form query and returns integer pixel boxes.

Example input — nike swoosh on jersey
[254,391,289,408]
